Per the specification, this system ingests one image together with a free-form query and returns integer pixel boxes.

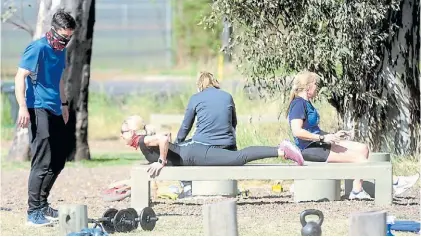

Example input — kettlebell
[300,209,324,236]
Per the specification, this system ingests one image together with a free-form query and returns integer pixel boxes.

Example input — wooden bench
[130,162,393,212]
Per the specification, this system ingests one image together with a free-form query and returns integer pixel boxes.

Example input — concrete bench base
[344,153,391,198]
[294,179,341,202]
[192,180,238,197]
[130,163,392,212]
[293,153,391,202]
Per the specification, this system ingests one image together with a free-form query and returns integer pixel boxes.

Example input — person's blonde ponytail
[286,87,297,118]
[285,71,319,118]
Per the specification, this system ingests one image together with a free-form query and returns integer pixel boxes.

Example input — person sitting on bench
[119,115,304,177]
[286,71,419,199]
[174,71,239,193]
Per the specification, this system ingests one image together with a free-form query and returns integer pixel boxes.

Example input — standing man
[14,9,76,226]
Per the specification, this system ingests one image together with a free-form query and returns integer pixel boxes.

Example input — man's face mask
[46,28,71,50]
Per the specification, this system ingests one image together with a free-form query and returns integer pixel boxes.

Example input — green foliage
[173,0,222,62]
[1,0,17,23]
[202,0,421,155]
[1,93,15,140]
[203,0,399,111]
[1,94,13,127]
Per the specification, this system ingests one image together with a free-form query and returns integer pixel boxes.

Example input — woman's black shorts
[301,142,331,162]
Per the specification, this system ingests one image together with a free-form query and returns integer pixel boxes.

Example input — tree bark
[6,127,30,162]
[61,0,95,161]
[343,0,420,155]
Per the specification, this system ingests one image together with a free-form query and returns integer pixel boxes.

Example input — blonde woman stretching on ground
[287,71,419,199]
[120,115,304,178]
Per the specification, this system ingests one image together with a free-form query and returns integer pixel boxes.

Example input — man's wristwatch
[61,101,69,106]
[158,158,166,165]
[319,135,325,142]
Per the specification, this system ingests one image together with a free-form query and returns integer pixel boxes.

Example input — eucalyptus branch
[4,18,34,35]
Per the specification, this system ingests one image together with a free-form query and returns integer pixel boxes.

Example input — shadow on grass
[236,200,291,206]
[152,199,294,207]
[392,196,420,206]
[247,194,292,199]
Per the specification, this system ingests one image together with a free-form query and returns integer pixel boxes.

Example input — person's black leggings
[171,142,278,166]
[27,108,66,214]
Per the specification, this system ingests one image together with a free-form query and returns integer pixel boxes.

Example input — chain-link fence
[1,0,173,73]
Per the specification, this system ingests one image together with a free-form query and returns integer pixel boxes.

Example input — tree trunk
[60,0,95,161]
[6,127,31,162]
[6,0,95,162]
[343,0,420,155]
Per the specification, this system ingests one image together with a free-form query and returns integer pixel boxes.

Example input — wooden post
[202,199,238,236]
[349,210,387,236]
[59,204,88,236]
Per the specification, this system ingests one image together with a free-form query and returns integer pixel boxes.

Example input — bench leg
[374,169,393,206]
[130,168,151,212]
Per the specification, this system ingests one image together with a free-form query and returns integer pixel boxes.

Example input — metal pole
[222,16,232,63]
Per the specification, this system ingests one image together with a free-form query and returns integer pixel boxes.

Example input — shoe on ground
[41,205,59,221]
[349,189,372,200]
[393,173,420,196]
[26,210,53,227]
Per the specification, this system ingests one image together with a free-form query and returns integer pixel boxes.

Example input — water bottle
[386,215,395,236]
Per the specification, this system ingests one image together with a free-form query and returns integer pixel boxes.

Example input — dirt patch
[1,165,419,236]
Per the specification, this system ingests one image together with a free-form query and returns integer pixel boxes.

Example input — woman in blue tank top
[286,71,372,200]
[286,71,420,200]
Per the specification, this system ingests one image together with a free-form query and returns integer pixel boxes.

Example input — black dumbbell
[113,207,159,232]
[89,207,159,233]
[88,208,119,233]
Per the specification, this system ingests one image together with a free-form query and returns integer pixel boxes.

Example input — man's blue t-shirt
[288,97,322,150]
[19,36,66,116]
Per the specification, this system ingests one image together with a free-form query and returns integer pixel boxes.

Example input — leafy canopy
[203,0,399,114]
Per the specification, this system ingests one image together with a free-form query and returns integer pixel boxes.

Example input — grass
[1,84,419,176]
[0,151,144,170]
[84,84,341,141]
[1,92,15,140]
[1,57,242,82]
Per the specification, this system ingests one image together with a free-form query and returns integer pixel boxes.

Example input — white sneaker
[393,173,420,196]
[349,190,372,200]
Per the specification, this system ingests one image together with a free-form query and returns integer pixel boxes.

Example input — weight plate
[125,208,139,230]
[102,208,118,233]
[113,209,137,232]
[139,207,157,231]
[125,208,138,217]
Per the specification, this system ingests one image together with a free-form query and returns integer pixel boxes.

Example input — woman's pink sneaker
[279,140,304,166]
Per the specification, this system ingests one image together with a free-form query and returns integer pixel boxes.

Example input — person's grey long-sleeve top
[175,87,237,146]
